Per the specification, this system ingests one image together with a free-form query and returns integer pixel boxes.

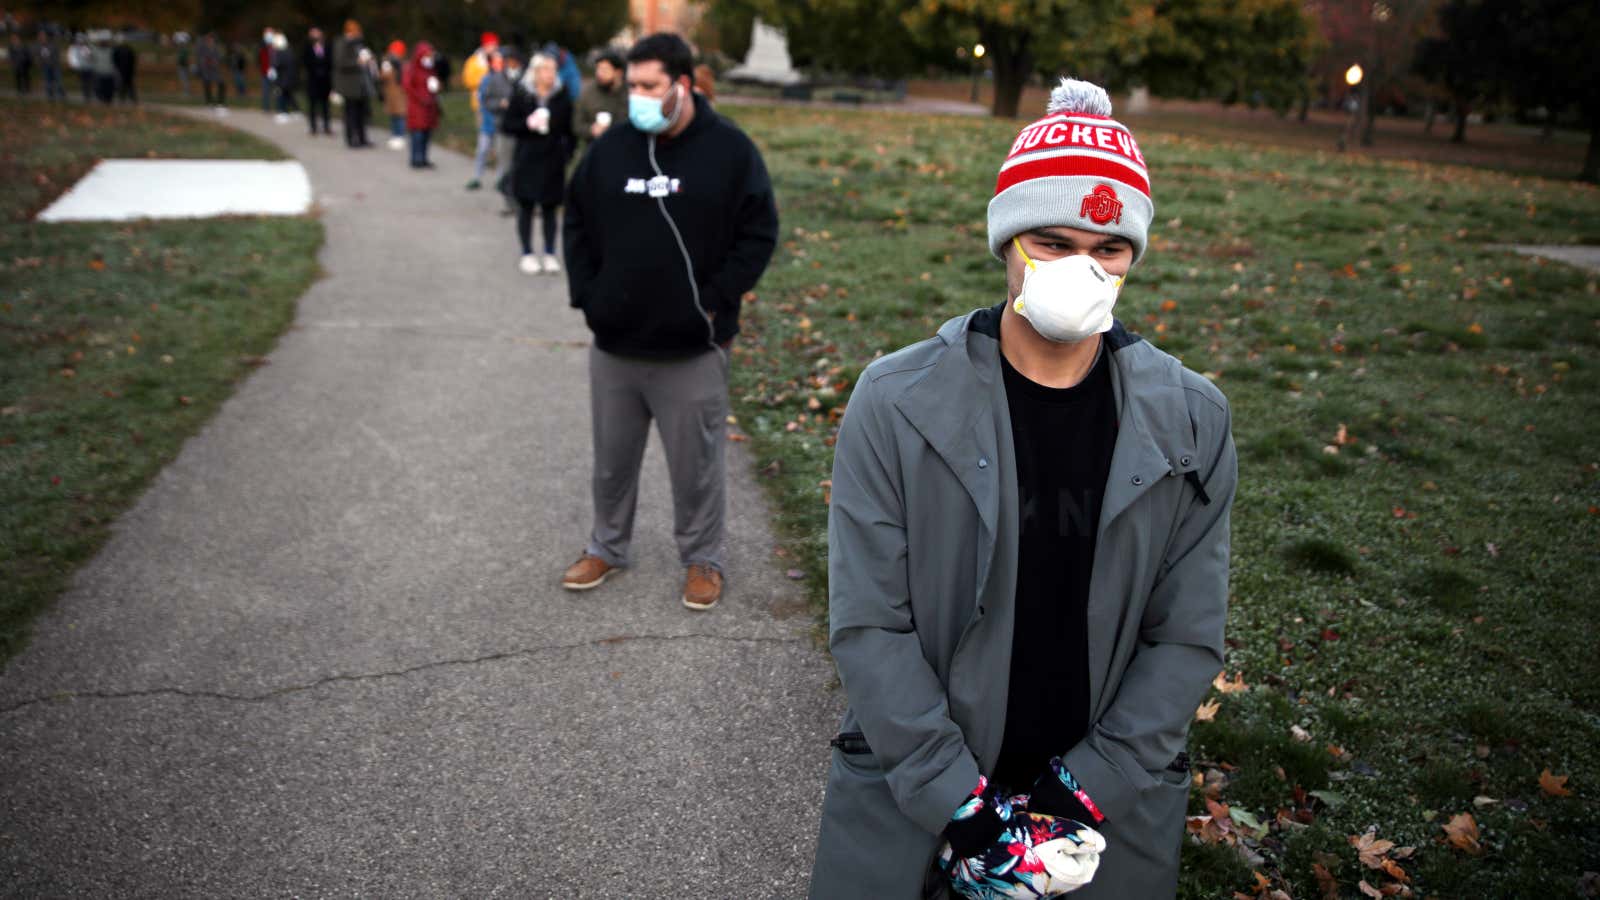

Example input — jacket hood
[410,41,434,62]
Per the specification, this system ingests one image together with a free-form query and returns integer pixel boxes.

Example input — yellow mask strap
[1013,237,1037,271]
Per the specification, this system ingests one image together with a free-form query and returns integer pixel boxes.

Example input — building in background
[628,0,702,37]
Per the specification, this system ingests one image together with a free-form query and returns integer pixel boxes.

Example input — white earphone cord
[646,99,724,363]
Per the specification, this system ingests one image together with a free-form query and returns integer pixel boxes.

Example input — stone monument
[725,18,801,86]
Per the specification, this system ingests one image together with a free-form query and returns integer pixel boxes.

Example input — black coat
[111,44,135,77]
[500,85,573,207]
[301,41,334,94]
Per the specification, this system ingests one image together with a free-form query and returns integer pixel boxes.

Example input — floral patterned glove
[939,778,1107,898]
[1026,758,1107,828]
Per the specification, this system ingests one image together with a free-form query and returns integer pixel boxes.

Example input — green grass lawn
[0,99,323,662]
[718,104,1600,898]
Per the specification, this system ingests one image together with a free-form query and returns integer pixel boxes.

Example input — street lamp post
[1339,63,1364,152]
[970,43,986,104]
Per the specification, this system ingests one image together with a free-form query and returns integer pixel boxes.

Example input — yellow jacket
[462,49,490,112]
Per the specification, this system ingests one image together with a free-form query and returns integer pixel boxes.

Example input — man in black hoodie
[560,32,778,611]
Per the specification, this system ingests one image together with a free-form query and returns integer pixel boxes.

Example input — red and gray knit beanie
[987,79,1153,263]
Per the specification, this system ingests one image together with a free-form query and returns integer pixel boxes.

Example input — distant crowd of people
[8,29,142,105]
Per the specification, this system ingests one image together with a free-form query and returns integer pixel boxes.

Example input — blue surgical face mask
[629,84,679,134]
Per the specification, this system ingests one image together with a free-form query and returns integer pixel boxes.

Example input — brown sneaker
[562,554,617,591]
[682,564,723,611]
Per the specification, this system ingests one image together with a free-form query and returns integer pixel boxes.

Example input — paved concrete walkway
[0,109,841,897]
[1500,244,1600,274]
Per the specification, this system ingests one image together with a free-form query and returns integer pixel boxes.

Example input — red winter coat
[403,42,441,132]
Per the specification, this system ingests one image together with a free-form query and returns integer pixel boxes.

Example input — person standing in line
[230,42,247,97]
[461,31,499,188]
[174,36,190,97]
[572,49,626,151]
[378,40,408,150]
[460,33,496,115]
[258,28,276,111]
[89,36,117,105]
[808,79,1237,900]
[333,20,373,148]
[492,50,524,216]
[402,41,442,169]
[501,52,571,272]
[37,31,64,101]
[433,50,451,95]
[302,27,333,135]
[196,33,224,106]
[559,32,778,610]
[68,33,92,102]
[693,63,716,102]
[270,32,299,119]
[468,47,512,190]
[10,33,33,94]
[542,41,581,103]
[110,36,137,104]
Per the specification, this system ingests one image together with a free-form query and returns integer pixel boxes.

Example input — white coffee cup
[531,107,550,134]
[596,111,612,128]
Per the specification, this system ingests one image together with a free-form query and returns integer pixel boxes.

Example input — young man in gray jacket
[810,79,1237,899]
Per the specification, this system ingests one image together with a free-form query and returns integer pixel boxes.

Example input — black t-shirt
[991,346,1118,793]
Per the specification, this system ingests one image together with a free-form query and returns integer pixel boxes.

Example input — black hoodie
[562,92,778,358]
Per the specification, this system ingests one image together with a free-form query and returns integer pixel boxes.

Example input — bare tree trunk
[985,27,1032,119]
[1582,112,1600,184]
[1451,105,1468,143]
[1360,81,1378,147]
[1423,101,1435,135]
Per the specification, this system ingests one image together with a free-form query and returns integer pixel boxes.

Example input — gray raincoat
[810,305,1237,899]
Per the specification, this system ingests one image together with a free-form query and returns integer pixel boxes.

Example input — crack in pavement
[0,631,806,717]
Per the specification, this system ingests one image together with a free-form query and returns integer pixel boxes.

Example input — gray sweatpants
[586,346,728,571]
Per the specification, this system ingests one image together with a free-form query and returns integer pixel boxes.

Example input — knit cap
[987,79,1153,262]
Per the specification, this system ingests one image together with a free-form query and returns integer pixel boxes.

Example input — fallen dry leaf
[1195,700,1220,722]
[1312,862,1339,900]
[1214,671,1249,694]
[1359,880,1383,899]
[1538,768,1571,797]
[1380,858,1410,883]
[1350,831,1396,868]
[1442,812,1482,855]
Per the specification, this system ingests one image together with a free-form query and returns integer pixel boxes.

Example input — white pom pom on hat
[1046,78,1114,117]
[987,77,1154,262]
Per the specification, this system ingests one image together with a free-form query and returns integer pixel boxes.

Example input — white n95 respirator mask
[1011,238,1123,344]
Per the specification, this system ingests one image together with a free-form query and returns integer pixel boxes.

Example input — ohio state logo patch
[1080,184,1123,225]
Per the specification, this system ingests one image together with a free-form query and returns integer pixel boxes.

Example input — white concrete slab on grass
[35,159,312,223]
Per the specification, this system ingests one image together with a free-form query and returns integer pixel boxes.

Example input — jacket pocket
[584,259,706,347]
[830,731,872,755]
